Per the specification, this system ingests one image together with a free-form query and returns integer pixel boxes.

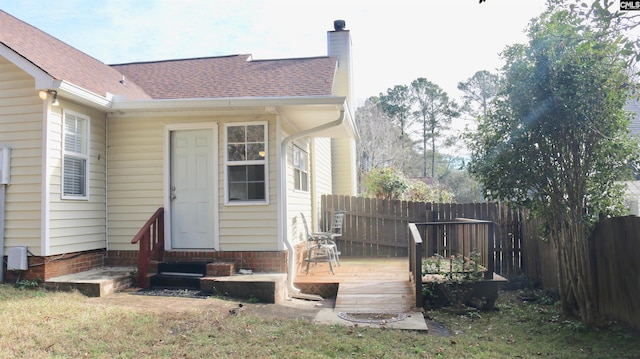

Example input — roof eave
[110,95,347,112]
[55,81,113,109]
[110,95,357,139]
[0,43,55,88]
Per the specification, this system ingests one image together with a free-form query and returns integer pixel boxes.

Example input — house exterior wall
[219,116,278,251]
[286,138,312,247]
[332,137,357,195]
[286,137,334,259]
[106,115,164,250]
[106,113,279,252]
[312,137,332,222]
[0,57,43,254]
[46,101,107,255]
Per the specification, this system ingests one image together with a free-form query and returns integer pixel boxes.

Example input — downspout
[104,113,109,254]
[281,110,345,300]
[0,184,5,282]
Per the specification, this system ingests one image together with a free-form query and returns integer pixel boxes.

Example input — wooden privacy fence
[522,215,640,330]
[321,195,529,277]
[322,195,640,330]
[590,216,640,330]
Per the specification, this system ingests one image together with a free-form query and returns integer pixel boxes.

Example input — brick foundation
[106,250,289,274]
[3,249,106,283]
[1,248,296,284]
[206,262,236,276]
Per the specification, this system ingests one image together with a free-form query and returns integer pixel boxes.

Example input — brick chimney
[327,19,354,113]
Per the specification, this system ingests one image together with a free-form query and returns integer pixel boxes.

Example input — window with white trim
[225,122,267,203]
[293,145,309,192]
[62,111,89,199]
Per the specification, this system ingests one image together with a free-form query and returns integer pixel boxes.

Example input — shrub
[362,167,408,200]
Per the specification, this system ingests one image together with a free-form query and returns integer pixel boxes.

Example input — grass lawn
[0,284,638,358]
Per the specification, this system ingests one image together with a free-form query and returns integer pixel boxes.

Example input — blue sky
[1,0,556,105]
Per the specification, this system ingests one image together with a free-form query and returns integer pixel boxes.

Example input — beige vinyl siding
[331,137,357,196]
[219,117,278,251]
[286,138,312,245]
[312,138,332,220]
[47,102,107,255]
[106,116,164,250]
[0,57,43,253]
[107,114,279,251]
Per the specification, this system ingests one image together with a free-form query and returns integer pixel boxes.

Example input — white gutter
[111,95,347,112]
[280,109,346,301]
[56,80,113,109]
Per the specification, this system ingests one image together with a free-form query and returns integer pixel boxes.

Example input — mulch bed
[131,288,213,299]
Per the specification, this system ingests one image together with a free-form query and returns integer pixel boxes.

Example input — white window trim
[223,121,269,205]
[293,145,309,192]
[61,110,90,200]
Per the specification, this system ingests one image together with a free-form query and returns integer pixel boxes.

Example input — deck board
[294,257,418,313]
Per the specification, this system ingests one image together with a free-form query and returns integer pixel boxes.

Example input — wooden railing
[414,219,495,280]
[409,219,494,308]
[408,223,423,308]
[131,207,164,288]
[321,195,525,277]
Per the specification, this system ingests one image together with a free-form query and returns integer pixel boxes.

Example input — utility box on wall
[0,147,10,184]
[7,247,27,271]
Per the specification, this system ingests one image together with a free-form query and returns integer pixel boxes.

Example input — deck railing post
[486,221,495,280]
[137,231,149,287]
[408,223,423,308]
[131,207,165,288]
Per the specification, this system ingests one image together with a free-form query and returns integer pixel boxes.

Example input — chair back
[330,211,345,236]
[299,213,316,242]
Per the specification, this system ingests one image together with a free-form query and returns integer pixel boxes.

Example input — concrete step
[157,261,209,276]
[150,273,202,290]
[200,273,287,303]
[150,261,213,290]
[44,267,135,297]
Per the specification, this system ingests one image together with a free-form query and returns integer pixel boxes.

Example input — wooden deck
[294,257,418,313]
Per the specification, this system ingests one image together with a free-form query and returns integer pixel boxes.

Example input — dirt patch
[86,289,332,321]
[86,289,443,334]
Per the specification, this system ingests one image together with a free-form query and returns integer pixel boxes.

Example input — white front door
[169,128,217,249]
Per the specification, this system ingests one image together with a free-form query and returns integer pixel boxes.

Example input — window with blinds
[62,111,89,199]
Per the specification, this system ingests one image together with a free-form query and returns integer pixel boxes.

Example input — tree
[379,85,414,172]
[440,168,483,203]
[467,0,640,326]
[355,97,403,176]
[457,70,499,120]
[410,78,460,178]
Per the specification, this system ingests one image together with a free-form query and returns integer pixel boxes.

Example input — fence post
[486,221,495,280]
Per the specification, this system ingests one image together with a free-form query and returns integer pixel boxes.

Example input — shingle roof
[0,10,151,100]
[110,55,338,99]
[1,10,338,102]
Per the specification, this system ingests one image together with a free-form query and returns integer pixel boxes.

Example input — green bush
[362,167,408,200]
